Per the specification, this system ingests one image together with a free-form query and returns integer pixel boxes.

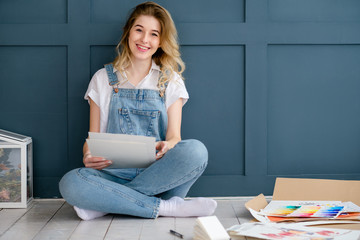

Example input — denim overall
[59,64,208,218]
[105,63,167,141]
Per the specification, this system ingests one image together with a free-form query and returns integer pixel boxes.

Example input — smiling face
[128,15,161,63]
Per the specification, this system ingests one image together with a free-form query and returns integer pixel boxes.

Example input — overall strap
[104,63,119,86]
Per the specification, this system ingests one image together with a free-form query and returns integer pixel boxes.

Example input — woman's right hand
[83,152,112,170]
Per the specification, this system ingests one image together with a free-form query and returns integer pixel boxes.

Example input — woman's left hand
[155,141,170,160]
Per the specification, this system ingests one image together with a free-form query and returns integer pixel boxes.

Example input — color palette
[264,205,344,218]
[288,205,321,217]
[265,205,301,216]
[289,205,344,218]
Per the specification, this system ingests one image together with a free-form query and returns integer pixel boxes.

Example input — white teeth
[138,45,148,50]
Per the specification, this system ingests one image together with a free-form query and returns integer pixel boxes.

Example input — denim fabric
[59,64,208,218]
[105,64,167,141]
[59,139,207,218]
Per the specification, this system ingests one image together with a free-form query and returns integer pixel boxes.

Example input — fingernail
[107,161,112,164]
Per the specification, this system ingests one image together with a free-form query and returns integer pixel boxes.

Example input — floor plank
[215,200,240,229]
[174,217,197,240]
[69,215,113,240]
[0,200,64,240]
[0,206,31,235]
[104,216,144,240]
[139,217,175,240]
[231,199,254,224]
[32,203,81,240]
[0,198,254,239]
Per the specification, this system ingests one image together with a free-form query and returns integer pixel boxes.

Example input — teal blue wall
[1,0,360,198]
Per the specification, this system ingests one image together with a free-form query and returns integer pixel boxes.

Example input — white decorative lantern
[0,129,33,208]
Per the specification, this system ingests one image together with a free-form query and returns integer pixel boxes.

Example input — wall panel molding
[267,44,360,176]
[0,0,360,197]
[0,0,67,24]
[268,0,360,22]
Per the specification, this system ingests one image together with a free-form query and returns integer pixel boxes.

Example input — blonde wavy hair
[113,1,185,96]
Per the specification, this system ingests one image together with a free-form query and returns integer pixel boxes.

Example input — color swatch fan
[260,200,360,221]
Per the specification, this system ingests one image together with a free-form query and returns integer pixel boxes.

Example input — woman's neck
[126,58,152,86]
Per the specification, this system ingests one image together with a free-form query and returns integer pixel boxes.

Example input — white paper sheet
[342,201,360,212]
[194,216,230,240]
[249,208,270,223]
[227,222,360,240]
[87,132,156,168]
[296,220,360,226]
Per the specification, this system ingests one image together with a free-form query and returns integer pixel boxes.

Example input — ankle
[158,197,217,217]
[74,206,107,221]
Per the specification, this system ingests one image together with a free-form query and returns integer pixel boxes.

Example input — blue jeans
[59,139,208,219]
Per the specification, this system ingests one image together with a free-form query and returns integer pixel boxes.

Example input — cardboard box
[245,177,360,230]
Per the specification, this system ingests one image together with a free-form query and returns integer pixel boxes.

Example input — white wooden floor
[0,198,254,240]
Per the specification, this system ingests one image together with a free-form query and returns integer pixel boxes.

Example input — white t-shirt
[84,61,189,133]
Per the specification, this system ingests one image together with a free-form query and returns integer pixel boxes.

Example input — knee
[59,168,79,200]
[179,139,208,168]
[59,168,96,202]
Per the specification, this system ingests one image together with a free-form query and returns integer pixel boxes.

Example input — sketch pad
[87,132,156,168]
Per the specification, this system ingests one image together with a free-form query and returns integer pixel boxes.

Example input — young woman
[59,1,217,220]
